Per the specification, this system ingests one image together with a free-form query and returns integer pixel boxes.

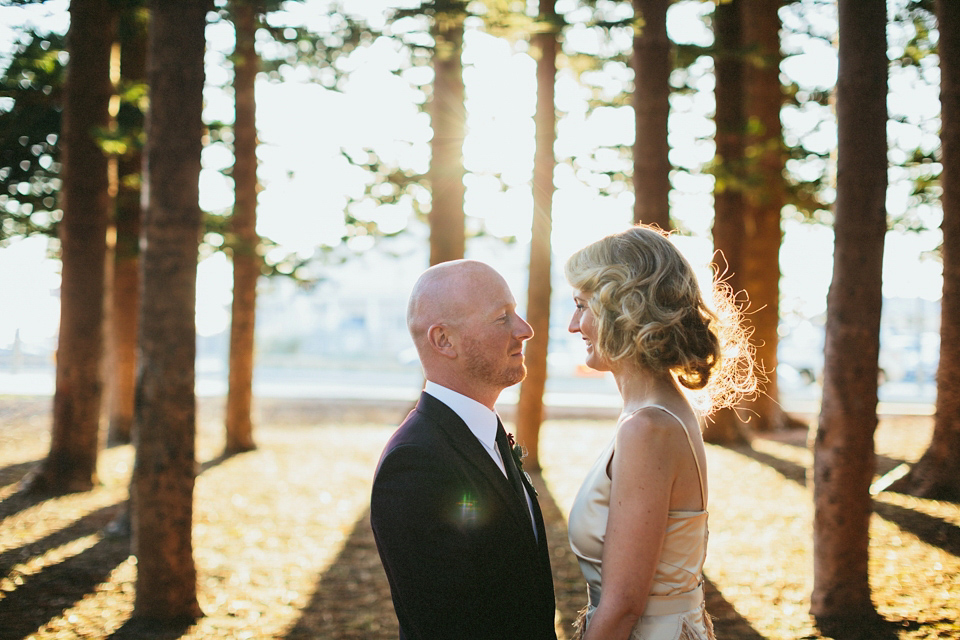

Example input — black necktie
[495,421,527,503]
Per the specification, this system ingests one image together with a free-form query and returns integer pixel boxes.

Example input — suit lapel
[416,393,540,550]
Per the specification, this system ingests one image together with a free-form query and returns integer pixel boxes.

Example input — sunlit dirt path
[0,397,957,639]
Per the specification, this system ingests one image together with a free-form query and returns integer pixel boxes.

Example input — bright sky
[0,0,945,351]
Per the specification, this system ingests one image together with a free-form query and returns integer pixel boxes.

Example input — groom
[371,260,558,640]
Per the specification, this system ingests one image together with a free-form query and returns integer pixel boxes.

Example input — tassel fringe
[677,606,717,640]
[571,605,588,640]
[571,604,716,640]
[702,606,716,640]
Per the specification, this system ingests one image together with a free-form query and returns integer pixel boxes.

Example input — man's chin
[504,365,527,387]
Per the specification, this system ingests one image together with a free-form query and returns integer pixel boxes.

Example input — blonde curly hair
[564,224,757,414]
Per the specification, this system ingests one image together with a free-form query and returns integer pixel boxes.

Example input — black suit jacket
[370,392,558,640]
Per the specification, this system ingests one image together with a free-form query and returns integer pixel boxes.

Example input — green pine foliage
[0,30,65,243]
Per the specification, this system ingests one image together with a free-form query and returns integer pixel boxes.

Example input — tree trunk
[887,0,960,501]
[515,0,558,472]
[26,0,116,494]
[225,0,260,454]
[428,11,466,265]
[131,0,206,624]
[811,0,887,627]
[706,0,749,445]
[632,0,671,230]
[739,0,786,433]
[106,7,147,447]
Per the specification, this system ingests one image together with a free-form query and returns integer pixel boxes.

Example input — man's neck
[424,376,499,410]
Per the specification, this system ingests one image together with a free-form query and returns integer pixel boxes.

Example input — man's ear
[427,324,457,359]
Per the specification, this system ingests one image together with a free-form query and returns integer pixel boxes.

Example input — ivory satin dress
[568,406,716,640]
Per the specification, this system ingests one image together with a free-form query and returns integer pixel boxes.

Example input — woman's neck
[612,364,680,413]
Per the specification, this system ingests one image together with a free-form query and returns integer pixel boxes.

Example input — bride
[564,225,756,640]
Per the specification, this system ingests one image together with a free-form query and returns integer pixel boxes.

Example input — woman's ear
[427,324,457,359]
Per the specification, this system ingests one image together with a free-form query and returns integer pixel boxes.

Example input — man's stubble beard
[462,337,527,389]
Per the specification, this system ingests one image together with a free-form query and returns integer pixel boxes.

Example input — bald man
[371,260,558,640]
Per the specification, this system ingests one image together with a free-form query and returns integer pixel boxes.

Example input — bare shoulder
[616,407,688,457]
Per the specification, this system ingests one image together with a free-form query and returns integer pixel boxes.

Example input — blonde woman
[565,225,756,640]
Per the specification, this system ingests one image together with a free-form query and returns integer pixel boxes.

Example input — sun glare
[0,0,944,407]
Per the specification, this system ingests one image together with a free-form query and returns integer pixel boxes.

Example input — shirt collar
[424,381,499,451]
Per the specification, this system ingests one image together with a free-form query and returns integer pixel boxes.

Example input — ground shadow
[872,500,960,557]
[107,615,197,640]
[730,444,960,558]
[813,613,903,640]
[0,502,128,640]
[0,458,77,524]
[0,502,121,576]
[0,476,50,522]
[732,444,808,487]
[530,472,593,637]
[0,451,235,640]
[0,459,41,490]
[701,576,767,640]
[283,508,395,639]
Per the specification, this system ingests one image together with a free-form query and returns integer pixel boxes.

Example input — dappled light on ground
[0,398,957,638]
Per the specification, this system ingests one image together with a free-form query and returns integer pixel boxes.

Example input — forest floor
[0,394,958,640]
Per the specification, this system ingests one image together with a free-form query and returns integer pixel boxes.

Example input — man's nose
[515,315,534,341]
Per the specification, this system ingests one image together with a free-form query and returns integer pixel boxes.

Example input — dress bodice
[568,405,712,638]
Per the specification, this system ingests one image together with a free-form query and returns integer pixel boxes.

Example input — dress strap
[626,405,707,510]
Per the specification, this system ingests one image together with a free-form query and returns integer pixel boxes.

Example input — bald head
[407,260,505,346]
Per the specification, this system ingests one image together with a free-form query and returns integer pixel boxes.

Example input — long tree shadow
[0,451,236,640]
[0,501,128,640]
[731,444,808,487]
[701,576,767,640]
[730,445,960,557]
[530,472,597,637]
[872,500,960,557]
[0,502,121,576]
[0,459,41,490]
[283,508,395,639]
[0,461,50,521]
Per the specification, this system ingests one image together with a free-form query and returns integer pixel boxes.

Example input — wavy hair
[564,225,757,413]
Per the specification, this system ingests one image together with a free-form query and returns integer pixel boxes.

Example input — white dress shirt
[424,381,537,537]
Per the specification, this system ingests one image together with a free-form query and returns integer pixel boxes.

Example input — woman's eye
[575,303,585,311]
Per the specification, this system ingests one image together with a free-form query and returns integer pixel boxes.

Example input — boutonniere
[506,432,538,496]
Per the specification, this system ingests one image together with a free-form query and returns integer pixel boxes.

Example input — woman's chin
[584,354,610,373]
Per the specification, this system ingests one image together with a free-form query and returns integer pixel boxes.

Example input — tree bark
[887,0,960,501]
[515,0,558,472]
[106,7,147,447]
[739,0,786,433]
[225,0,260,454]
[131,0,206,623]
[26,0,116,494]
[428,10,466,265]
[706,0,749,445]
[632,0,671,230]
[811,0,887,626]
